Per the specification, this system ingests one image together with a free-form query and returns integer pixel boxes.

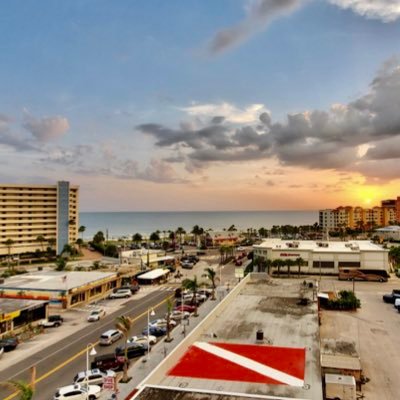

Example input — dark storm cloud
[211,116,226,124]
[207,0,302,55]
[137,58,400,181]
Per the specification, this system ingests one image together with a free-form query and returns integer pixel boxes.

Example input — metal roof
[138,268,169,280]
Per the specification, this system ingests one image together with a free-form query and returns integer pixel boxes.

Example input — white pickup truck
[39,315,64,328]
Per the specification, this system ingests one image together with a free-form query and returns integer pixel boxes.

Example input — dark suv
[0,337,19,352]
[90,353,127,372]
[115,342,148,359]
[383,290,400,303]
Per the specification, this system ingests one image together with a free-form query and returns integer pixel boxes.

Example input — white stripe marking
[193,342,304,387]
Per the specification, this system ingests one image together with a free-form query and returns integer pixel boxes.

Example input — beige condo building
[319,196,400,230]
[0,181,79,257]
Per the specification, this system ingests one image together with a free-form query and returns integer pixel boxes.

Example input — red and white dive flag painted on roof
[168,342,305,386]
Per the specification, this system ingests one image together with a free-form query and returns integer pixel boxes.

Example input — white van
[99,329,122,346]
[394,298,400,310]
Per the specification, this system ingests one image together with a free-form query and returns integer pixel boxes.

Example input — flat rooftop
[254,239,385,253]
[0,298,48,314]
[134,274,323,400]
[0,271,117,291]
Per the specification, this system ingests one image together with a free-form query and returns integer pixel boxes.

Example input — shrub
[325,290,361,310]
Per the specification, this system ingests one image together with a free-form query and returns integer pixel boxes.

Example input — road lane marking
[3,292,174,400]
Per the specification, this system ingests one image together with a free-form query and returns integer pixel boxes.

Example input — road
[1,289,173,400]
[1,251,241,400]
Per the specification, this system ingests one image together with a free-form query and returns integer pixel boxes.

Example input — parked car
[115,342,148,359]
[90,353,127,372]
[99,329,122,346]
[197,288,213,298]
[182,293,207,302]
[175,304,196,313]
[383,290,400,303]
[150,318,177,329]
[39,315,64,328]
[53,384,101,400]
[168,310,190,321]
[142,325,167,337]
[117,284,140,294]
[181,261,194,269]
[394,298,400,310]
[129,335,157,346]
[109,289,132,299]
[87,308,106,322]
[0,337,19,352]
[73,369,106,386]
[235,259,242,266]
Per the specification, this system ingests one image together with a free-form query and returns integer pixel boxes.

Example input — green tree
[176,227,186,245]
[47,237,56,252]
[258,227,268,238]
[132,233,143,246]
[295,257,305,277]
[62,243,73,256]
[191,225,204,247]
[36,235,46,253]
[4,238,15,272]
[78,225,86,240]
[227,224,237,231]
[115,315,133,382]
[93,231,105,244]
[55,257,67,271]
[149,231,160,242]
[182,275,200,316]
[272,259,284,277]
[75,238,84,253]
[0,380,33,400]
[202,267,218,300]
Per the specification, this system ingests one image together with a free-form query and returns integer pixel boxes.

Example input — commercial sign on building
[280,253,300,257]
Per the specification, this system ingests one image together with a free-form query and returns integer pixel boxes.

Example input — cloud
[137,57,400,182]
[23,115,70,141]
[328,0,400,22]
[40,145,93,166]
[0,113,13,132]
[180,102,269,124]
[206,0,302,55]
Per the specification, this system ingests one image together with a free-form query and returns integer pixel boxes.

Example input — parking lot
[320,277,400,400]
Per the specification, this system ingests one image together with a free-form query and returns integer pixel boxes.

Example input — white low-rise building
[253,239,389,274]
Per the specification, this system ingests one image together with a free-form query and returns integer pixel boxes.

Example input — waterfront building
[253,239,389,275]
[0,181,79,257]
[319,196,400,230]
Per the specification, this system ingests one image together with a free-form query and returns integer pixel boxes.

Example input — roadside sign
[103,376,115,390]
[235,267,244,278]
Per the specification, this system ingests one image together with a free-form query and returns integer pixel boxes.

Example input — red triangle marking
[211,342,306,380]
[167,345,285,385]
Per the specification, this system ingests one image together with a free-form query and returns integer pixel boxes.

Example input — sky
[1,0,400,211]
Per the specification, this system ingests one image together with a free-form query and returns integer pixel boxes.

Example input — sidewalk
[0,287,162,374]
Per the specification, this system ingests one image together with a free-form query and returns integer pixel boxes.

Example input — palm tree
[202,267,218,300]
[78,225,86,240]
[4,238,15,272]
[36,235,45,253]
[76,238,83,253]
[191,225,204,247]
[54,257,67,271]
[272,259,284,277]
[182,275,199,316]
[0,380,34,400]
[295,257,305,277]
[286,259,295,277]
[176,227,186,245]
[165,298,173,342]
[265,259,272,275]
[115,315,133,382]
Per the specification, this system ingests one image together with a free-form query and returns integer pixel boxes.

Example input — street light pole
[86,343,97,400]
[147,308,155,361]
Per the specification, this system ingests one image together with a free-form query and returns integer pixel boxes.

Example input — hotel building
[319,196,400,230]
[0,181,79,257]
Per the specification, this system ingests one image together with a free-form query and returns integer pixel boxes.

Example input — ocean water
[79,210,318,240]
